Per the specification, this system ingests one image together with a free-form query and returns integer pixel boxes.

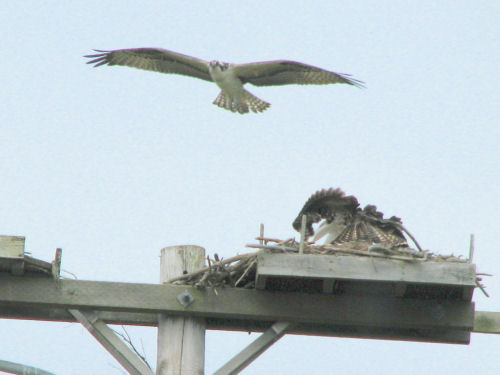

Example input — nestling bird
[84,48,364,114]
[293,188,409,249]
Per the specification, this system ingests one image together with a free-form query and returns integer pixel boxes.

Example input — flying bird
[293,188,409,249]
[84,48,364,114]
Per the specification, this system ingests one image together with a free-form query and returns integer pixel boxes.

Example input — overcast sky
[1,1,499,374]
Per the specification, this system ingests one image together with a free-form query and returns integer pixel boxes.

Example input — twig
[247,243,425,262]
[476,279,490,298]
[246,244,299,253]
[61,269,78,279]
[469,234,475,263]
[235,258,257,287]
[255,236,283,244]
[255,237,311,246]
[112,326,152,370]
[207,256,212,272]
[319,244,425,262]
[397,224,424,252]
[167,252,258,283]
[299,214,307,254]
[196,270,211,287]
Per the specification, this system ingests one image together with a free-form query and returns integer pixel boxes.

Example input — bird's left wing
[233,60,364,87]
[85,48,212,82]
[292,188,359,237]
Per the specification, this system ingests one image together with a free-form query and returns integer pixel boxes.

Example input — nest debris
[167,236,487,293]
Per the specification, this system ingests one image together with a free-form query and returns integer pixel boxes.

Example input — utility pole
[156,245,206,375]
[1,235,499,375]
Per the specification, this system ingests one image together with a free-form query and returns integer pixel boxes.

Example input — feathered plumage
[293,188,409,249]
[84,47,364,114]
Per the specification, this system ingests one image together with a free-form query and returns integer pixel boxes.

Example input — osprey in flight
[293,188,409,249]
[84,48,364,114]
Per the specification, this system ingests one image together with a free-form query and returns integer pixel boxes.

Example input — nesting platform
[256,252,476,300]
[0,234,485,345]
[254,250,477,344]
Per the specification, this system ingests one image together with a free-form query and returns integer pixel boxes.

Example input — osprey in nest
[85,47,364,114]
[293,188,410,249]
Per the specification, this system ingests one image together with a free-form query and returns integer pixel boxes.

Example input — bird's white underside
[209,63,270,113]
[209,64,244,99]
[313,216,346,243]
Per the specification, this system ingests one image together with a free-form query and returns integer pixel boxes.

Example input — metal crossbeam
[69,310,154,375]
[214,321,291,375]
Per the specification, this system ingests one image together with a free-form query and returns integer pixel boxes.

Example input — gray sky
[1,1,499,374]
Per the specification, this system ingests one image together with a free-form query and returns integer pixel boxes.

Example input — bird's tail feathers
[242,89,270,113]
[213,90,270,114]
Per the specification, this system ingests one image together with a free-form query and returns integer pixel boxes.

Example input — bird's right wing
[84,48,212,82]
[234,60,365,88]
[333,205,408,248]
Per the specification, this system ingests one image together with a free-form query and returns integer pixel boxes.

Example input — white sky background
[1,1,499,374]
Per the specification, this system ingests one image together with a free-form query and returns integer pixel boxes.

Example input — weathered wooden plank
[69,309,154,375]
[0,275,473,331]
[0,236,25,275]
[0,359,55,375]
[473,311,500,334]
[256,253,476,287]
[0,305,476,344]
[0,304,495,339]
[0,236,25,259]
[214,321,291,375]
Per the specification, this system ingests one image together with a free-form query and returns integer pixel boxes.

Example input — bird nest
[166,235,481,292]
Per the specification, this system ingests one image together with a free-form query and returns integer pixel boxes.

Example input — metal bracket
[177,290,195,308]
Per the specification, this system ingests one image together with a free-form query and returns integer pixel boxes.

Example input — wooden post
[157,245,206,375]
[299,215,307,254]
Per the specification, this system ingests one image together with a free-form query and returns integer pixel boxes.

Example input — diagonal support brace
[68,309,154,375]
[213,321,291,375]
[0,359,55,375]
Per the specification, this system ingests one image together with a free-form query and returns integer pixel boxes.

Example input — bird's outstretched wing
[292,188,359,237]
[84,48,212,82]
[333,205,408,248]
[233,60,365,88]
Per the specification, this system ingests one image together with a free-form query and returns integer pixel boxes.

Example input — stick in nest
[166,252,258,284]
[234,258,257,287]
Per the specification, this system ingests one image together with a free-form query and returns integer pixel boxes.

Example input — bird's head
[292,213,321,238]
[209,60,229,71]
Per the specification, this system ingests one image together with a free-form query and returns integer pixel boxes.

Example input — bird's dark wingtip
[83,50,109,58]
[346,76,366,89]
[352,79,366,89]
[83,50,111,66]
[338,73,366,88]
